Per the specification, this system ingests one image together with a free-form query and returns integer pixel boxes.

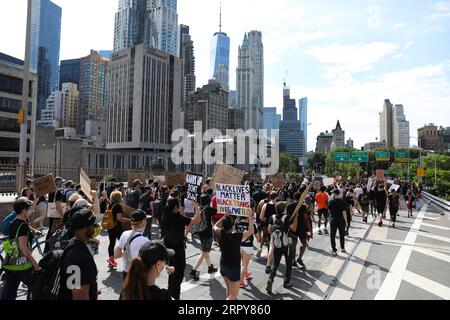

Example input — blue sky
[1,0,449,151]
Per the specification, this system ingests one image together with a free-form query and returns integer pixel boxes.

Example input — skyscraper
[263,107,281,139]
[236,31,264,131]
[113,0,179,56]
[380,99,394,148]
[332,120,345,148]
[210,2,230,92]
[59,83,79,130]
[78,50,110,134]
[59,59,81,90]
[37,89,63,127]
[279,84,303,159]
[30,0,62,120]
[393,104,410,148]
[299,97,308,152]
[316,131,334,154]
[179,25,196,107]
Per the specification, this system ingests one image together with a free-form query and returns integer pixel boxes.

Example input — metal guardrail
[422,191,450,212]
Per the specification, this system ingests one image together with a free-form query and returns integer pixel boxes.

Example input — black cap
[139,241,175,267]
[333,189,341,195]
[131,209,147,223]
[70,208,102,230]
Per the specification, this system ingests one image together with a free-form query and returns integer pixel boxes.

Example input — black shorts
[318,208,329,219]
[220,264,240,282]
[377,206,386,214]
[199,236,213,252]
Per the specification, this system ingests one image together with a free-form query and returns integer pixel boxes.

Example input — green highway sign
[334,152,350,163]
[351,152,369,163]
[395,152,411,162]
[376,152,391,162]
[385,170,400,175]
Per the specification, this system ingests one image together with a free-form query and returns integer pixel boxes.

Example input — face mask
[135,226,146,233]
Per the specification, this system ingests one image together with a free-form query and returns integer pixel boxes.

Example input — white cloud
[366,5,381,30]
[425,1,450,22]
[404,41,415,49]
[393,22,407,29]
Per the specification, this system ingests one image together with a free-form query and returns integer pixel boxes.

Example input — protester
[59,208,102,300]
[44,176,65,253]
[328,189,348,255]
[62,180,76,204]
[126,179,143,209]
[107,191,131,268]
[315,186,329,235]
[1,197,41,300]
[189,195,218,281]
[120,241,174,300]
[374,184,388,227]
[99,190,110,214]
[259,191,278,274]
[115,209,151,280]
[161,198,201,300]
[344,189,355,236]
[405,191,416,218]
[358,188,370,223]
[33,195,47,230]
[213,212,254,300]
[354,185,363,214]
[388,189,401,228]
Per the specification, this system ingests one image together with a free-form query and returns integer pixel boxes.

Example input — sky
[1,0,450,152]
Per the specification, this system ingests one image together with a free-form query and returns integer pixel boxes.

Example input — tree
[279,152,299,174]
[308,152,326,174]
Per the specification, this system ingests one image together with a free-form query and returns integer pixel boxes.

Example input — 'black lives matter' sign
[186,172,203,202]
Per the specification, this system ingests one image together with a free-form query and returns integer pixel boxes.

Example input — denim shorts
[220,264,241,282]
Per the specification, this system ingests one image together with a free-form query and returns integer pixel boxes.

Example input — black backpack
[360,194,370,206]
[48,228,73,251]
[193,209,209,235]
[31,242,77,300]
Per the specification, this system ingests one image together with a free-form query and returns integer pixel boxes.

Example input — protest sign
[323,178,335,187]
[32,174,57,198]
[166,173,187,188]
[80,168,93,202]
[127,172,154,187]
[376,170,385,181]
[389,184,400,192]
[367,178,374,191]
[211,164,246,188]
[185,173,203,202]
[215,183,251,217]
[271,173,286,188]
[154,176,166,185]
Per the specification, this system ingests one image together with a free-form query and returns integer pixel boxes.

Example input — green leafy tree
[279,152,300,173]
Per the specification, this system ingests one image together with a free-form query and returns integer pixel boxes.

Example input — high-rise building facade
[210,3,230,92]
[236,31,264,131]
[299,97,308,152]
[263,107,281,139]
[107,44,182,153]
[228,90,237,108]
[363,141,387,151]
[228,108,245,131]
[179,25,196,107]
[113,0,179,56]
[78,51,110,134]
[59,83,79,130]
[0,55,37,164]
[332,121,345,148]
[59,59,80,90]
[392,104,410,148]
[437,126,450,151]
[316,131,334,154]
[380,99,394,148]
[30,0,62,120]
[418,124,438,150]
[279,84,303,159]
[346,138,354,149]
[37,89,62,127]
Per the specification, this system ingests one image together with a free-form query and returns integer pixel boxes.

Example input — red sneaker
[245,272,253,280]
[240,281,248,288]
[107,257,117,268]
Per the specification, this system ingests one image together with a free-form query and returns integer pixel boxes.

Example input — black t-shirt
[328,198,347,222]
[216,230,243,269]
[375,189,387,207]
[48,190,63,203]
[388,194,400,209]
[288,204,308,237]
[146,286,172,300]
[59,240,98,301]
[9,219,32,247]
[235,220,254,247]
[126,189,142,209]
[162,211,191,249]
[198,207,217,239]
[252,190,267,205]
[139,194,153,214]
[99,198,108,214]
[263,202,277,224]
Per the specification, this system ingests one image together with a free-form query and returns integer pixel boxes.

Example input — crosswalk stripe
[413,247,450,264]
[417,232,450,244]
[421,223,450,231]
[403,270,450,300]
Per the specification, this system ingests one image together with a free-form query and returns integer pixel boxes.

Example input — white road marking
[403,270,450,300]
[413,247,450,264]
[421,223,450,231]
[374,204,427,300]
[417,232,450,244]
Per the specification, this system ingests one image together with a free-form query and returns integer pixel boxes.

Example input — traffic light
[17,108,24,124]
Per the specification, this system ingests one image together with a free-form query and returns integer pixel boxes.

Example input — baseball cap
[304,196,313,204]
[55,176,65,183]
[13,197,33,213]
[74,198,92,208]
[133,179,143,187]
[131,209,147,223]
[70,208,102,230]
[139,241,175,267]
[333,189,341,195]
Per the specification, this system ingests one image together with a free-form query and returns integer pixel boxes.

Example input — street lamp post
[410,136,422,183]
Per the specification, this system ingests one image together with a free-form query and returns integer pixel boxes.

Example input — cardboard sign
[215,183,251,217]
[166,172,187,188]
[211,164,246,188]
[90,178,97,191]
[271,173,286,188]
[154,176,166,185]
[127,172,154,187]
[389,184,400,192]
[80,168,93,202]
[376,170,385,181]
[323,178,335,187]
[185,173,203,202]
[367,178,374,191]
[32,174,57,198]
[387,179,395,185]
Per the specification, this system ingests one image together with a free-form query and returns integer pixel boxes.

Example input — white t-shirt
[354,187,363,200]
[117,230,150,272]
[184,198,194,213]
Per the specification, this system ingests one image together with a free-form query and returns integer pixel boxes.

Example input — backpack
[3,223,33,271]
[102,204,118,231]
[271,215,291,249]
[1,211,17,235]
[277,190,287,202]
[193,209,208,235]
[31,242,77,300]
[124,233,146,271]
[360,195,370,206]
[48,228,73,251]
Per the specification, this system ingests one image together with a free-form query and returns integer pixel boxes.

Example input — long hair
[121,257,151,300]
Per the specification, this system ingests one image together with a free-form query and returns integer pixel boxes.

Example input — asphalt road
[2,199,449,300]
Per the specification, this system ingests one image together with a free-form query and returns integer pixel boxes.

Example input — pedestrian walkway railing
[422,191,450,213]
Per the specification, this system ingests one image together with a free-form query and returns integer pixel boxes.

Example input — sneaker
[265,266,271,274]
[324,229,329,235]
[378,221,382,227]
[345,231,349,236]
[208,265,218,274]
[341,249,347,254]
[245,272,253,280]
[283,282,293,289]
[318,230,323,235]
[240,281,248,288]
[393,224,396,228]
[298,259,306,269]
[189,270,200,281]
[266,280,273,293]
[363,218,368,223]
[292,261,298,268]
[107,257,117,268]
[332,250,338,256]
